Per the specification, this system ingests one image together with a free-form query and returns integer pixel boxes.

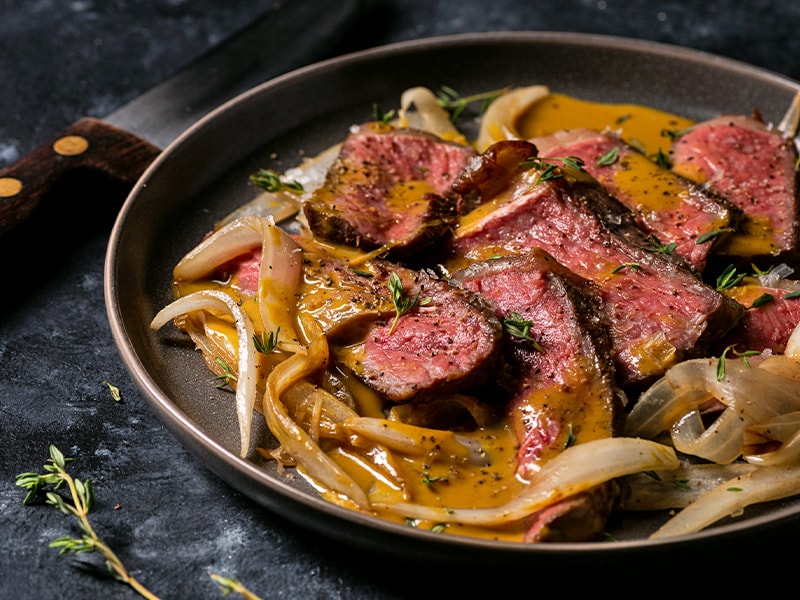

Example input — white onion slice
[475,85,550,152]
[670,407,750,464]
[785,319,800,360]
[399,87,466,143]
[151,290,257,458]
[173,215,304,353]
[625,377,712,438]
[650,464,800,538]
[373,437,679,526]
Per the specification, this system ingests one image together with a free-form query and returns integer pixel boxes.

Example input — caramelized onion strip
[151,290,257,458]
[374,438,679,526]
[262,326,368,508]
[476,85,550,152]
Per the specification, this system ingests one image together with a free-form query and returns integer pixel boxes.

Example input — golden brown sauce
[518,92,694,157]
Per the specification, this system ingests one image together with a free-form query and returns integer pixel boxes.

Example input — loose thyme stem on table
[15,444,263,600]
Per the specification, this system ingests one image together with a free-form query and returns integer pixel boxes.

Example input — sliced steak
[530,127,737,272]
[670,115,800,259]
[720,278,800,353]
[297,253,504,403]
[454,251,625,542]
[453,251,624,471]
[302,124,475,258]
[523,481,621,543]
[445,140,746,386]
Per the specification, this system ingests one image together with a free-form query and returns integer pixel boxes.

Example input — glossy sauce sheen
[518,92,695,156]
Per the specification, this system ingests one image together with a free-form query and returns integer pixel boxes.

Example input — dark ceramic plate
[105,32,800,569]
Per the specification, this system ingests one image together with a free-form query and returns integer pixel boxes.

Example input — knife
[0,0,363,239]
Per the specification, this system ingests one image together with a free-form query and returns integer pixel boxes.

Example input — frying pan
[105,31,800,569]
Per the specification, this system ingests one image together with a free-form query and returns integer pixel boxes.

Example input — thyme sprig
[253,327,280,354]
[520,155,585,188]
[435,86,505,121]
[502,312,544,352]
[644,234,677,255]
[214,357,238,389]
[387,272,431,335]
[17,445,263,600]
[716,345,760,380]
[249,168,304,194]
[15,445,159,600]
[715,264,747,291]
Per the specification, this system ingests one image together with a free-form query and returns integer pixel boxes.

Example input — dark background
[2,1,800,597]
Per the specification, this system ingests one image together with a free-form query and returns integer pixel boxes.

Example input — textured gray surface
[3,1,800,597]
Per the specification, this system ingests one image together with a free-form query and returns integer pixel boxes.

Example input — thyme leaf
[387,272,431,335]
[372,103,396,125]
[644,234,677,255]
[502,312,544,352]
[214,357,238,389]
[253,327,280,354]
[596,146,619,166]
[716,345,760,380]
[249,168,304,194]
[435,86,505,121]
[696,227,734,245]
[749,293,774,309]
[715,264,746,291]
[611,262,642,274]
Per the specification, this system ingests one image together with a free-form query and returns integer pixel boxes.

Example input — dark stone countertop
[3,1,800,597]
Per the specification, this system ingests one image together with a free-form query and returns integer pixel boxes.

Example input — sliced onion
[623,462,759,510]
[785,319,800,360]
[173,215,304,354]
[475,85,550,152]
[670,407,751,464]
[262,323,368,508]
[151,290,257,458]
[743,411,800,465]
[650,464,800,538]
[625,376,712,438]
[373,437,679,526]
[398,87,467,144]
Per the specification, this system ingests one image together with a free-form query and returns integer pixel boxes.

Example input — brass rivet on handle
[53,135,89,156]
[0,177,23,197]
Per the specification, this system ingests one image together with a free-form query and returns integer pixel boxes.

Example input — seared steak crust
[446,140,746,385]
[303,124,475,258]
[531,127,737,272]
[298,254,504,403]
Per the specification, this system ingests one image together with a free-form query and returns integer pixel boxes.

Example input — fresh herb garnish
[596,146,619,166]
[435,86,505,121]
[696,227,734,245]
[502,312,544,352]
[645,234,677,255]
[716,345,760,380]
[749,293,774,309]
[372,103,396,125]
[253,327,280,354]
[611,262,642,274]
[654,148,671,169]
[715,264,746,291]
[249,168,304,194]
[520,155,585,187]
[213,357,238,389]
[17,445,262,600]
[661,127,692,141]
[387,272,431,335]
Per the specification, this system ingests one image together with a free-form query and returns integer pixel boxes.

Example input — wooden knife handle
[0,117,160,237]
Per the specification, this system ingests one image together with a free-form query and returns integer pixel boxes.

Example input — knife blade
[0,0,362,239]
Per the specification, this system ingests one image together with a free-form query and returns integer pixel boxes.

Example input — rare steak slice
[454,250,625,542]
[530,127,737,272]
[445,140,746,386]
[670,114,800,259]
[718,271,800,354]
[303,123,475,258]
[297,254,504,403]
